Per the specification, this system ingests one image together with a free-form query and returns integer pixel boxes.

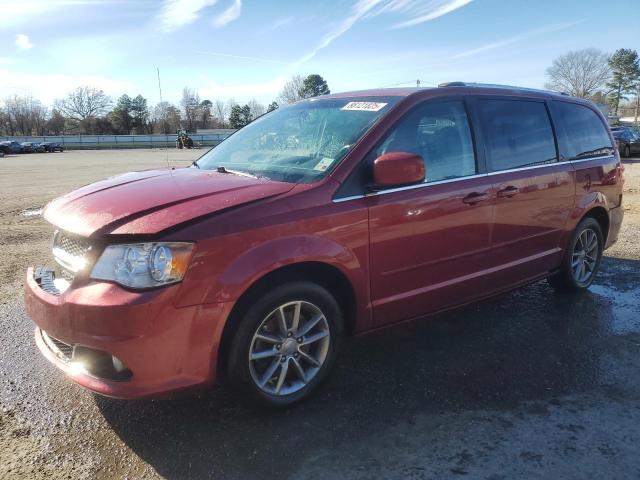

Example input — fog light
[68,361,88,375]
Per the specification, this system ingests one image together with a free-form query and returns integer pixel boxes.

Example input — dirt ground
[0,149,639,479]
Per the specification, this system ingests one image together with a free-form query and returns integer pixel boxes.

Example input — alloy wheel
[248,301,330,396]
[571,228,599,285]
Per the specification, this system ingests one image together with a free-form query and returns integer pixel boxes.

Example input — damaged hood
[44,167,295,237]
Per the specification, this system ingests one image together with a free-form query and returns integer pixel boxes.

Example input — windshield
[195,96,400,183]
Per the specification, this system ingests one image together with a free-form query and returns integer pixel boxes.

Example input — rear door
[366,98,496,327]
[473,96,575,287]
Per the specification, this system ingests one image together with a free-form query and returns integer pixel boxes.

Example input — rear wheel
[623,145,631,158]
[227,282,343,408]
[548,217,603,292]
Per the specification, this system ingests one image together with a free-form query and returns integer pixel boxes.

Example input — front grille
[52,230,92,279]
[55,232,91,259]
[41,330,74,362]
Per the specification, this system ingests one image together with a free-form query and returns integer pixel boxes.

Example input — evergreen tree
[607,49,640,116]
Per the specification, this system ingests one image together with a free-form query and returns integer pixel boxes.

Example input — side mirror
[372,151,425,188]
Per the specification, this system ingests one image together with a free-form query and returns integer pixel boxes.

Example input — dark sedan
[20,142,46,153]
[0,141,23,154]
[39,142,64,152]
[612,126,640,157]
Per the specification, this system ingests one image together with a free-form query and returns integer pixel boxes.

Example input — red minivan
[25,84,624,406]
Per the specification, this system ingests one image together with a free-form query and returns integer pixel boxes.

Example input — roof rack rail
[438,81,570,96]
[438,81,466,87]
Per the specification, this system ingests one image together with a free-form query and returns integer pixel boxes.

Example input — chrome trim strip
[331,154,615,203]
[333,194,366,203]
[332,174,489,203]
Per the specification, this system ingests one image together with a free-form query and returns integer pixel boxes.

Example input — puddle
[20,208,43,217]
[590,283,640,335]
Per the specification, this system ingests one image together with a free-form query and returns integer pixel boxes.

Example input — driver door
[367,99,496,327]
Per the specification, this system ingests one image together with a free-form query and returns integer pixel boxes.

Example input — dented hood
[44,168,295,237]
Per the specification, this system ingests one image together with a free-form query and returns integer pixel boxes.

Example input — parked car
[20,141,46,153]
[0,141,23,154]
[40,142,65,152]
[25,84,624,407]
[611,126,640,157]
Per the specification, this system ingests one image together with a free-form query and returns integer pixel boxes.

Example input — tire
[227,281,344,408]
[623,145,631,158]
[548,217,603,292]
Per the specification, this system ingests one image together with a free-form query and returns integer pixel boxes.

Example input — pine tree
[607,49,640,116]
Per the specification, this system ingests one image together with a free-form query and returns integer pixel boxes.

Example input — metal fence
[0,132,234,150]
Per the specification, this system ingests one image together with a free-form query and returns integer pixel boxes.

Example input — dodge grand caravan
[25,83,624,407]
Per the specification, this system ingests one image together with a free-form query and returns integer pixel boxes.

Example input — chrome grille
[52,230,92,277]
[41,330,74,362]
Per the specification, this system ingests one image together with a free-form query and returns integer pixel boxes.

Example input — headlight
[91,242,194,289]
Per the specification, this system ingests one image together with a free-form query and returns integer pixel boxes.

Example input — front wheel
[623,145,631,158]
[548,217,603,292]
[228,282,343,408]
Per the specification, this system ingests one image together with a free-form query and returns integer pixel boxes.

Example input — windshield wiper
[216,165,258,179]
[191,160,200,168]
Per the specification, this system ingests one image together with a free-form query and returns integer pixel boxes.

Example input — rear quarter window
[552,102,614,160]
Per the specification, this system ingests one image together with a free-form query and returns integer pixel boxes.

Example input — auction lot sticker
[341,102,387,111]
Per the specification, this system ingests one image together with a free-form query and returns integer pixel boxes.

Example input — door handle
[497,186,519,198]
[462,192,489,205]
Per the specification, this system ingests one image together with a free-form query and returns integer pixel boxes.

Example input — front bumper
[25,267,232,399]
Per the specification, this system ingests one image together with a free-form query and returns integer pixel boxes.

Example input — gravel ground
[0,150,639,479]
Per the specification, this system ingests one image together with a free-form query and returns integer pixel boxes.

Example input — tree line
[545,47,640,119]
[3,48,637,138]
[0,73,331,136]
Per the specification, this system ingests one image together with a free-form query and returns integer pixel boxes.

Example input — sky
[0,0,639,109]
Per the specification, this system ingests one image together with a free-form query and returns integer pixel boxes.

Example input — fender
[177,234,371,329]
[558,191,609,251]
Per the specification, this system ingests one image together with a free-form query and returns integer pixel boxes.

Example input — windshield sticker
[313,158,334,171]
[341,101,387,112]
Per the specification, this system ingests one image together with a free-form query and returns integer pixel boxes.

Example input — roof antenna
[156,67,170,169]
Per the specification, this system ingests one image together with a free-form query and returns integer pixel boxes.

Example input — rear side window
[478,99,557,171]
[553,102,614,159]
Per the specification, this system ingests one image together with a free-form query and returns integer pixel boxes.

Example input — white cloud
[0,1,119,29]
[258,16,294,35]
[0,70,133,105]
[15,34,35,50]
[451,20,585,59]
[156,0,218,32]
[156,0,241,31]
[296,0,473,65]
[390,0,473,28]
[212,0,241,27]
[199,76,287,101]
[194,50,290,65]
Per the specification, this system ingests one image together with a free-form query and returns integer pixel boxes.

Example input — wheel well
[583,206,609,244]
[216,262,357,377]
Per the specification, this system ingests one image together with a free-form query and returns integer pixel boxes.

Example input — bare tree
[180,87,201,132]
[544,48,611,98]
[3,94,48,135]
[247,98,265,119]
[151,101,182,134]
[213,99,229,126]
[277,75,305,104]
[54,86,112,122]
